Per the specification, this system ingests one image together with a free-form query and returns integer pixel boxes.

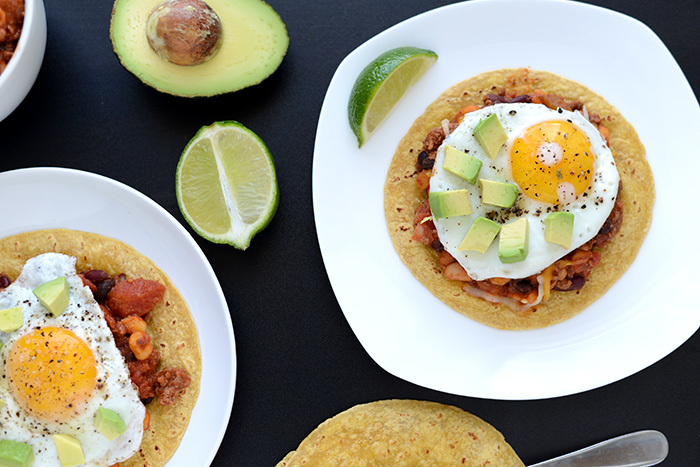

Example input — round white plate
[313,0,700,400]
[0,167,236,464]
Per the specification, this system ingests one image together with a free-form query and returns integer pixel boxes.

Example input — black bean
[141,397,154,405]
[553,275,586,292]
[485,93,508,105]
[512,279,532,295]
[417,151,434,170]
[0,274,10,289]
[94,279,114,302]
[509,94,532,104]
[82,269,111,284]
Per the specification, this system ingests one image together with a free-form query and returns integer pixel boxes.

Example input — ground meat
[155,367,192,406]
[99,304,131,357]
[105,278,166,318]
[128,349,161,400]
[421,126,447,161]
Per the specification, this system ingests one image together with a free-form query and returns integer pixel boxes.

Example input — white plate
[313,0,700,400]
[0,167,236,464]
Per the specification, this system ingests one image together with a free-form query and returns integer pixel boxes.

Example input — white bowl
[0,0,47,123]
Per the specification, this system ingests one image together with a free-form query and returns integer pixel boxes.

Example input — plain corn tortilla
[0,228,201,467]
[384,68,654,330]
[276,399,524,466]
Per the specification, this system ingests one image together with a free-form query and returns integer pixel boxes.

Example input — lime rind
[348,46,438,147]
[176,121,279,250]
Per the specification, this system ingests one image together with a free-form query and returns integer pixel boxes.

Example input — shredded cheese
[462,274,545,313]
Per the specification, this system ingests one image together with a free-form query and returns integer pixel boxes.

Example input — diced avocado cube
[443,145,482,184]
[0,307,22,333]
[499,218,529,263]
[0,439,34,467]
[52,434,84,467]
[473,113,508,158]
[480,179,519,208]
[94,407,126,441]
[544,212,575,248]
[33,277,70,316]
[458,217,502,253]
[429,190,473,219]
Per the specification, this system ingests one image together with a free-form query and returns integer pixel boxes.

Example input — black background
[2,0,699,465]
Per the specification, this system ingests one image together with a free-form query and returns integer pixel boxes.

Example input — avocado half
[110,0,289,97]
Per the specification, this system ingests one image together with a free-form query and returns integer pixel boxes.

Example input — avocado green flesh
[443,145,482,185]
[429,190,472,219]
[0,439,34,467]
[0,307,23,333]
[110,0,289,97]
[94,407,127,441]
[53,434,85,466]
[474,113,508,158]
[459,217,501,253]
[499,218,529,264]
[544,211,574,248]
[33,276,70,316]
[480,179,519,208]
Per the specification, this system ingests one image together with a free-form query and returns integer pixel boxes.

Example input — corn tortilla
[0,228,201,467]
[384,68,654,330]
[276,399,523,466]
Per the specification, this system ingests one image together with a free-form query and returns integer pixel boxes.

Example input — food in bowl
[384,68,654,330]
[0,229,201,466]
[276,399,524,466]
[0,0,24,73]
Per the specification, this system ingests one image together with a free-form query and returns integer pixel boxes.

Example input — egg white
[0,253,144,466]
[431,103,620,280]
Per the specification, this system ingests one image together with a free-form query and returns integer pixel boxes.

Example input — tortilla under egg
[384,68,654,330]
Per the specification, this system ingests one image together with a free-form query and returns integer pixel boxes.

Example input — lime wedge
[176,121,279,250]
[348,46,438,147]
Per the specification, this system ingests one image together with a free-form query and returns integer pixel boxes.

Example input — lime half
[348,46,438,147]
[176,121,279,250]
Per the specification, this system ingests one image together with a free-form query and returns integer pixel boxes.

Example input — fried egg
[431,103,620,281]
[0,253,144,466]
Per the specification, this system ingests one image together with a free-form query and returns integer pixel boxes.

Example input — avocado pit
[146,0,222,66]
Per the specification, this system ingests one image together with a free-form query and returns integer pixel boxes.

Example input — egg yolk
[7,327,97,422]
[510,120,595,204]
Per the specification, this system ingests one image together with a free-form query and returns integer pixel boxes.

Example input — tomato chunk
[106,278,166,318]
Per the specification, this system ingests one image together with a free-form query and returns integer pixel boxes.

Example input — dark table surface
[2,0,699,465]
